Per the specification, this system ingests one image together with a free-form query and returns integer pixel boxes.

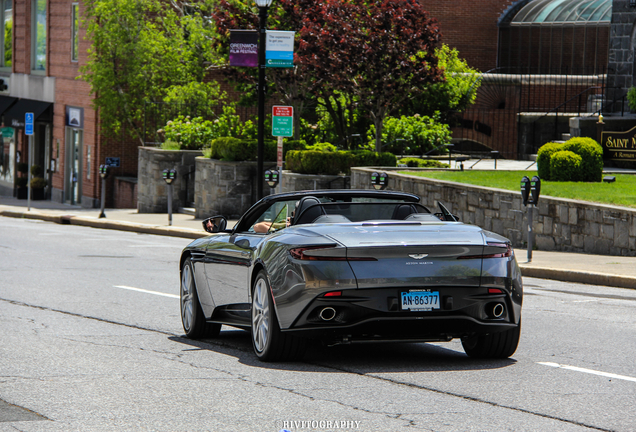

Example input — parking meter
[371,172,389,190]
[99,165,109,218]
[520,176,530,206]
[162,169,177,185]
[265,170,279,188]
[530,176,541,205]
[162,169,177,225]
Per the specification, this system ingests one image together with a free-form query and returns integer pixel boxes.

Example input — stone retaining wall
[281,172,349,193]
[351,167,636,256]
[137,147,202,213]
[194,158,273,219]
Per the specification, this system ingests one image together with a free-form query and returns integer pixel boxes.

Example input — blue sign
[25,112,34,136]
[105,157,120,168]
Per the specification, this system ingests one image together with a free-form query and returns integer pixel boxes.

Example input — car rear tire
[251,271,306,362]
[461,321,521,359]
[180,257,221,339]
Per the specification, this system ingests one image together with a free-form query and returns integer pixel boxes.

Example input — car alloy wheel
[252,276,270,353]
[180,257,220,339]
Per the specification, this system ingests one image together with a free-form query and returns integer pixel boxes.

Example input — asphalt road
[1,216,635,432]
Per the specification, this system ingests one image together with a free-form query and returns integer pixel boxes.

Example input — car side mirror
[202,216,227,233]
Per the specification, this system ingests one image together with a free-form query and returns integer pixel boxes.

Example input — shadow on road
[168,329,517,373]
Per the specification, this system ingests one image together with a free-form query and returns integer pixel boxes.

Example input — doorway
[65,127,82,204]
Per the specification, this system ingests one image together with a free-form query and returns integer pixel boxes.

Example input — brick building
[0,0,623,207]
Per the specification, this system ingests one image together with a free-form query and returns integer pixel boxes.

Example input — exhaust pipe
[488,303,505,319]
[319,307,337,321]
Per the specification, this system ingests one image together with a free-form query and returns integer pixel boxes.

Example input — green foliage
[404,45,481,120]
[628,87,636,112]
[562,137,604,182]
[307,142,337,152]
[160,140,181,151]
[30,165,43,177]
[550,151,583,182]
[163,81,228,118]
[162,116,216,150]
[398,157,449,168]
[368,114,451,155]
[15,177,27,188]
[17,163,29,174]
[4,19,11,66]
[213,137,256,161]
[30,177,48,189]
[286,150,396,175]
[537,142,563,180]
[537,137,603,182]
[80,0,222,144]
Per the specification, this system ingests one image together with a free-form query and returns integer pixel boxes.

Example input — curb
[518,266,636,290]
[3,208,635,290]
[0,209,206,240]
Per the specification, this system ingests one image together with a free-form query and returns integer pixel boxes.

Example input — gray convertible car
[179,190,522,362]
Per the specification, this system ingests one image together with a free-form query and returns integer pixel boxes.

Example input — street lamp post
[255,0,273,200]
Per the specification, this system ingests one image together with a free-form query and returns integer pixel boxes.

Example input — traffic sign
[272,106,293,137]
[25,113,34,136]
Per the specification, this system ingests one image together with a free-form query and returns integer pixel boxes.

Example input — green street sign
[272,106,293,137]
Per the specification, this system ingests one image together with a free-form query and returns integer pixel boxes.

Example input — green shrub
[307,142,337,152]
[536,142,562,181]
[17,162,28,174]
[212,137,255,161]
[368,114,451,155]
[562,137,603,182]
[15,177,27,188]
[398,157,449,168]
[163,116,216,150]
[550,150,583,182]
[286,150,396,175]
[30,177,48,189]
[160,140,181,150]
[628,87,636,112]
[30,165,43,177]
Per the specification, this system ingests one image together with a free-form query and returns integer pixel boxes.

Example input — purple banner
[230,30,258,67]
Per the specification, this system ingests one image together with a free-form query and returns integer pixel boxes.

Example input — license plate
[401,290,440,311]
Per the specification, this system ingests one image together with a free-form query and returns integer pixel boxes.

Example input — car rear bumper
[283,287,521,343]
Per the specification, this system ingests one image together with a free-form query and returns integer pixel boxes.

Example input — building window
[32,0,46,71]
[1,0,11,68]
[71,3,78,61]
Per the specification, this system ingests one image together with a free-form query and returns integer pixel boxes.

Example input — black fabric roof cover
[3,98,53,129]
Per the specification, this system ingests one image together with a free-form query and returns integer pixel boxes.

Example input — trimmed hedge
[398,157,449,168]
[536,137,603,182]
[562,137,603,182]
[286,150,397,175]
[536,142,562,180]
[550,151,583,182]
[209,137,306,162]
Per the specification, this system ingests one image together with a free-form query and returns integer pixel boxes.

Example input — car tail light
[458,242,513,260]
[488,288,503,294]
[324,291,342,297]
[289,246,376,261]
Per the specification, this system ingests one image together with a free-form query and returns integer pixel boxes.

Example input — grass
[399,170,636,209]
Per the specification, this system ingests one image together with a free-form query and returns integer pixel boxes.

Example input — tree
[80,0,223,145]
[403,44,481,122]
[299,0,443,151]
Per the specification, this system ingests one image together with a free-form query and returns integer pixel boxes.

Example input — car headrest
[293,196,325,225]
[391,204,418,220]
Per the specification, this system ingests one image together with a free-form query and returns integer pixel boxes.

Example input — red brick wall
[422,0,518,72]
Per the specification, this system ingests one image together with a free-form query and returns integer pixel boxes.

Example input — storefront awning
[3,98,53,129]
[0,96,17,117]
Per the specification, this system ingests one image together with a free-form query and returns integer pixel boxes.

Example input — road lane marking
[538,362,636,383]
[114,285,179,299]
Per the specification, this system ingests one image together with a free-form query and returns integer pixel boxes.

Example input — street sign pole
[272,106,293,195]
[25,113,34,211]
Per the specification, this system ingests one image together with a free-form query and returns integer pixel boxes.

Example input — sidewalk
[1,195,635,290]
